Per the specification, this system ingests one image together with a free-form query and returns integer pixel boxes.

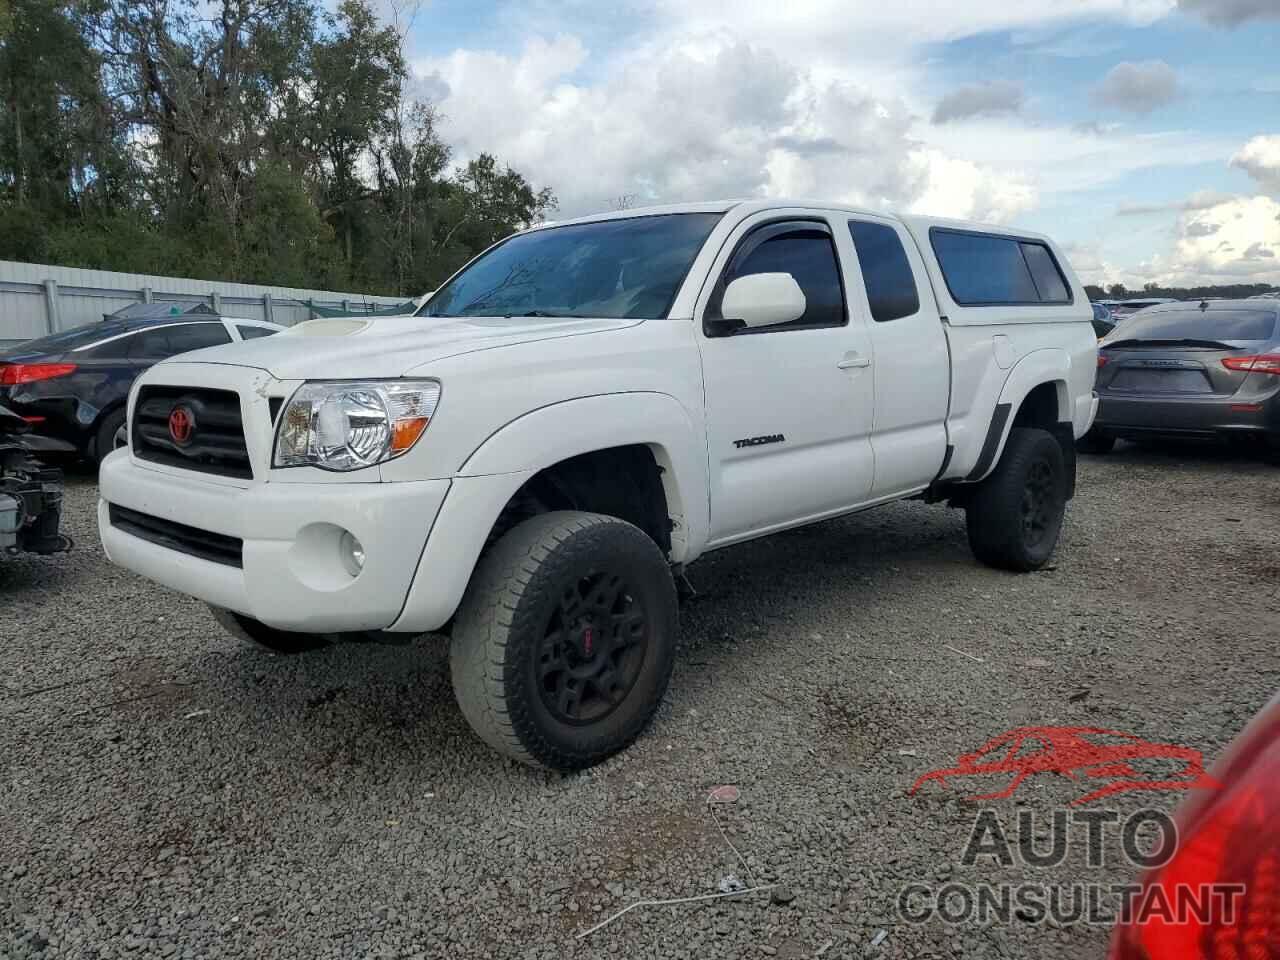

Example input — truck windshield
[419,212,723,320]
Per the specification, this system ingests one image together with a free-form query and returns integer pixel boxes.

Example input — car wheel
[966,427,1067,572]
[1076,427,1115,455]
[450,511,677,770]
[94,408,128,466]
[209,606,333,654]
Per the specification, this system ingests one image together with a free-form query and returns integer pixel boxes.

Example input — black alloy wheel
[537,572,650,726]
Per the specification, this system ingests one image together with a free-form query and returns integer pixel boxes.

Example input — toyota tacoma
[98,201,1098,770]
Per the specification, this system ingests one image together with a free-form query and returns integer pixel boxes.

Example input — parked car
[0,315,283,464]
[1109,297,1179,322]
[1081,299,1280,454]
[1092,302,1117,339]
[1,401,71,558]
[1108,690,1279,959]
[97,201,1097,770]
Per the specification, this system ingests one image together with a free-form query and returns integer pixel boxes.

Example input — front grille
[133,386,252,479]
[108,504,243,568]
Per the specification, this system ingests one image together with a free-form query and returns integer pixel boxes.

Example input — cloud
[932,81,1025,124]
[1176,0,1280,26]
[1116,189,1235,215]
[1231,135,1280,194]
[1060,242,1150,289]
[1091,60,1181,114]
[417,34,1036,222]
[1159,195,1280,283]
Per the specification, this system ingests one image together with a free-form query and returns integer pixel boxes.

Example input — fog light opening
[339,530,365,578]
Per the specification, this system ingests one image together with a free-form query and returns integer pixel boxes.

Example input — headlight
[273,380,441,471]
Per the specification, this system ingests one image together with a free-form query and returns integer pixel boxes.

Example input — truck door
[845,216,950,498]
[695,212,876,546]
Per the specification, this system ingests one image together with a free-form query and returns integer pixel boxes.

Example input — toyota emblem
[168,405,196,447]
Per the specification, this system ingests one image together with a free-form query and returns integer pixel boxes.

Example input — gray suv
[1081,299,1280,454]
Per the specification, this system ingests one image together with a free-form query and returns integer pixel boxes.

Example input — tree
[0,0,556,295]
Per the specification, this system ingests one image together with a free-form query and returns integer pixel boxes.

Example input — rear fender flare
[967,349,1072,483]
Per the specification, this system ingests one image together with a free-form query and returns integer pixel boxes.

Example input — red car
[1109,693,1280,959]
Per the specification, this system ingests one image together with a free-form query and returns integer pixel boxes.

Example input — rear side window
[86,334,136,359]
[931,229,1072,306]
[709,221,847,332]
[237,325,276,340]
[129,323,232,359]
[848,220,920,323]
[1112,308,1277,343]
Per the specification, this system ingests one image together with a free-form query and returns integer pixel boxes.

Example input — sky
[388,0,1280,288]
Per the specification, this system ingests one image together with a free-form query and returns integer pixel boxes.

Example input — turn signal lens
[1222,354,1280,375]
[391,417,430,453]
[0,363,77,385]
[1097,355,1109,368]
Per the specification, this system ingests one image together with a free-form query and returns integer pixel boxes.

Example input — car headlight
[273,380,441,471]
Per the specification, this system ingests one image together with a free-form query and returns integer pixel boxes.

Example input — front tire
[966,427,1067,572]
[450,511,677,770]
[94,408,127,466]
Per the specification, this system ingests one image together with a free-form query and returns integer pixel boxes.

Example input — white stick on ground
[574,885,779,940]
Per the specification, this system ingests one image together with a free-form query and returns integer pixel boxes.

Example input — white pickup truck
[99,201,1097,770]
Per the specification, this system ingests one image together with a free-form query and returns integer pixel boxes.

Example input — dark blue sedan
[0,315,281,465]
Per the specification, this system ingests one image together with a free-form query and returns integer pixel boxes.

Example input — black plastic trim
[966,402,1012,481]
[108,504,243,568]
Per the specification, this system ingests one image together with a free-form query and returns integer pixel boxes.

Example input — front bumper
[98,451,450,632]
[1095,393,1280,440]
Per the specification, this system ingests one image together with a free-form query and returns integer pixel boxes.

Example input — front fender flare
[458,391,708,563]
[390,393,708,633]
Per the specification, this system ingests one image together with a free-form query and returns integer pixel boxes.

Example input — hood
[158,314,644,380]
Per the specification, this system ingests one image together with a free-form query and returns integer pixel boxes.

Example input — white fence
[0,260,407,344]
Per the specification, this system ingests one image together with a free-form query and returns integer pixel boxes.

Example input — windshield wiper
[502,310,577,318]
[1104,337,1238,350]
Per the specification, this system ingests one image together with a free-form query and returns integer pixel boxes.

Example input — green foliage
[0,0,555,295]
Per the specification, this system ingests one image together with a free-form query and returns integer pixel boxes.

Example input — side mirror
[720,273,807,329]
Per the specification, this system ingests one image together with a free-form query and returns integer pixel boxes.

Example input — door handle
[837,354,870,370]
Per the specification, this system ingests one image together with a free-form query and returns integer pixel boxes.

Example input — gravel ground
[2,443,1277,959]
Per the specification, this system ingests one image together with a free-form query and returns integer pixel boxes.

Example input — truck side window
[848,220,920,323]
[930,229,1072,306]
[707,221,846,334]
[1020,243,1070,303]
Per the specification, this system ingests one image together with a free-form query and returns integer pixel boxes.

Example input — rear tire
[966,427,1067,572]
[210,606,332,654]
[1076,427,1115,454]
[450,511,677,770]
[94,408,127,466]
